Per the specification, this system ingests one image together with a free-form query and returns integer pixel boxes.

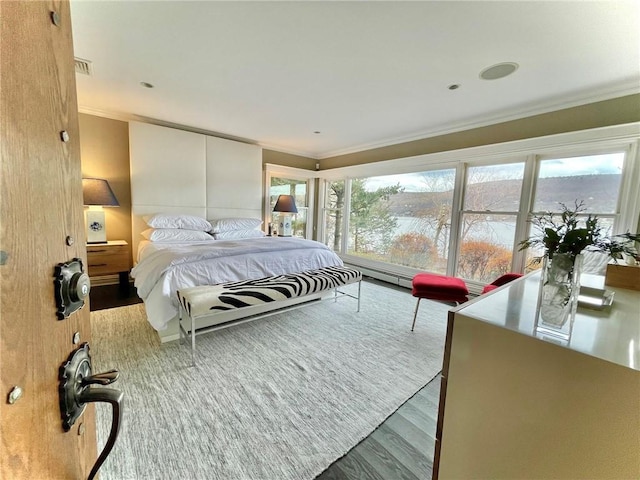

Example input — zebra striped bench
[177,265,362,365]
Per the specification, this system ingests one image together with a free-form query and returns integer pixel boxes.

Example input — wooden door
[1,1,97,478]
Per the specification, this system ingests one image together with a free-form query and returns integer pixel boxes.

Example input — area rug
[91,280,448,480]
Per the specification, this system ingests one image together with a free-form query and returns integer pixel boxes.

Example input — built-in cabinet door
[206,135,262,220]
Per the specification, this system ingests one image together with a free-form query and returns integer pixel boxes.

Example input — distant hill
[386,174,621,216]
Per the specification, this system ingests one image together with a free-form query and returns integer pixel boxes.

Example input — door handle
[59,343,124,480]
[78,386,123,480]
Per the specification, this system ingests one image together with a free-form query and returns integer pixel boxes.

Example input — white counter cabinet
[434,272,640,479]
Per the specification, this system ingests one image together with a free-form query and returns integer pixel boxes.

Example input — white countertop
[454,272,640,371]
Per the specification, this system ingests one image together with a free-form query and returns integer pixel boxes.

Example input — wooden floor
[89,282,142,311]
[91,280,441,480]
[316,377,440,480]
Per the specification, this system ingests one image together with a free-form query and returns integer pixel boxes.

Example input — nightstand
[86,240,131,288]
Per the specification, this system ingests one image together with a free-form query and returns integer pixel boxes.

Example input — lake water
[394,216,516,249]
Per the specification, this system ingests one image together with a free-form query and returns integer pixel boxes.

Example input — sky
[362,152,625,192]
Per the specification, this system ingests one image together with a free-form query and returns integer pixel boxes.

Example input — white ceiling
[70,1,640,160]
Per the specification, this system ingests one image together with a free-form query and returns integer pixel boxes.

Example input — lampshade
[273,194,298,213]
[82,178,119,207]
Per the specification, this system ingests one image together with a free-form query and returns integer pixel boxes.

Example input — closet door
[129,121,207,254]
[206,136,262,221]
[129,121,206,207]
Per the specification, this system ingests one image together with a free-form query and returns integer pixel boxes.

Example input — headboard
[129,121,262,261]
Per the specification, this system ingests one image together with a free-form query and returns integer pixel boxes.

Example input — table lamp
[82,178,119,243]
[273,194,298,237]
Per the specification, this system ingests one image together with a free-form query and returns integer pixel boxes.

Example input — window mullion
[341,179,351,255]
[615,142,640,234]
[512,154,538,271]
[447,163,466,276]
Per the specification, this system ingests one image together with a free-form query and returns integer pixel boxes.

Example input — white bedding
[131,237,343,331]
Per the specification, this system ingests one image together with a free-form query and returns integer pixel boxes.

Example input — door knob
[59,343,124,480]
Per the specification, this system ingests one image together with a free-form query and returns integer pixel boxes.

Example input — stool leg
[411,297,422,332]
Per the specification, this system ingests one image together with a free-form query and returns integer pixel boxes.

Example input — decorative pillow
[213,230,266,240]
[142,228,214,243]
[209,217,262,233]
[143,213,212,232]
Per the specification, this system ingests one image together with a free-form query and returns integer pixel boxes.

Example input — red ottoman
[481,273,523,294]
[411,273,469,331]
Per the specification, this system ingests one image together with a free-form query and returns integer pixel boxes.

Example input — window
[265,164,316,239]
[457,163,525,282]
[523,152,626,263]
[323,180,345,251]
[534,153,624,215]
[345,170,456,274]
[269,177,309,237]
[316,125,639,289]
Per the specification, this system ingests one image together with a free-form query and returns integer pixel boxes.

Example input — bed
[131,234,344,342]
[128,121,341,341]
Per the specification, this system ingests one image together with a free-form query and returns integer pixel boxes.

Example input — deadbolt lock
[54,258,90,319]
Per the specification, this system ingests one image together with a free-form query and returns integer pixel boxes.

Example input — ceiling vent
[74,57,92,76]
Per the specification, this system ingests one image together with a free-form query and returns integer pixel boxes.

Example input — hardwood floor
[89,282,142,311]
[89,279,441,480]
[317,376,440,480]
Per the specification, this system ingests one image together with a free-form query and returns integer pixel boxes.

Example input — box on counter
[605,263,640,291]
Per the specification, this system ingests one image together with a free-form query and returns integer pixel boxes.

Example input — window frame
[264,163,317,239]
[315,124,640,291]
[455,157,527,282]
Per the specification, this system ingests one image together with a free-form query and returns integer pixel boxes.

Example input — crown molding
[315,81,640,159]
[79,80,639,162]
[77,105,321,159]
[77,106,261,148]
[317,122,640,180]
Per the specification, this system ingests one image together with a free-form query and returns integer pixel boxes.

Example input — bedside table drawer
[86,243,130,276]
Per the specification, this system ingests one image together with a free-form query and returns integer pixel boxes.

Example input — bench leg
[357,280,361,312]
[191,313,196,367]
[178,303,184,345]
[411,297,422,332]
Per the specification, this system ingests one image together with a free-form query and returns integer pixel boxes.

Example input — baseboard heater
[343,262,413,290]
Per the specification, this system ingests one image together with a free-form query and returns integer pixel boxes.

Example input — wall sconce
[82,178,119,243]
[272,194,298,237]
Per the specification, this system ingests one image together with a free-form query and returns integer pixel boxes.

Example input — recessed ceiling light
[140,82,154,88]
[448,84,461,90]
[479,62,519,80]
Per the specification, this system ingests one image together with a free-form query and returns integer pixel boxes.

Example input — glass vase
[534,253,583,342]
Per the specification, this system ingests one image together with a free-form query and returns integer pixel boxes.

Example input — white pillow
[213,230,266,240]
[210,217,262,233]
[142,228,214,243]
[144,213,212,232]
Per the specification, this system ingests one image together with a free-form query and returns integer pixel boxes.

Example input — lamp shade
[273,194,298,213]
[82,178,119,207]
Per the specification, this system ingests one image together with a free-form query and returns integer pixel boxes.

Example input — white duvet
[131,237,343,331]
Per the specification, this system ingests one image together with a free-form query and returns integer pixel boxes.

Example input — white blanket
[131,237,343,330]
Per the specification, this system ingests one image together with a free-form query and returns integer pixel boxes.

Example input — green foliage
[519,201,640,264]
[348,179,403,253]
